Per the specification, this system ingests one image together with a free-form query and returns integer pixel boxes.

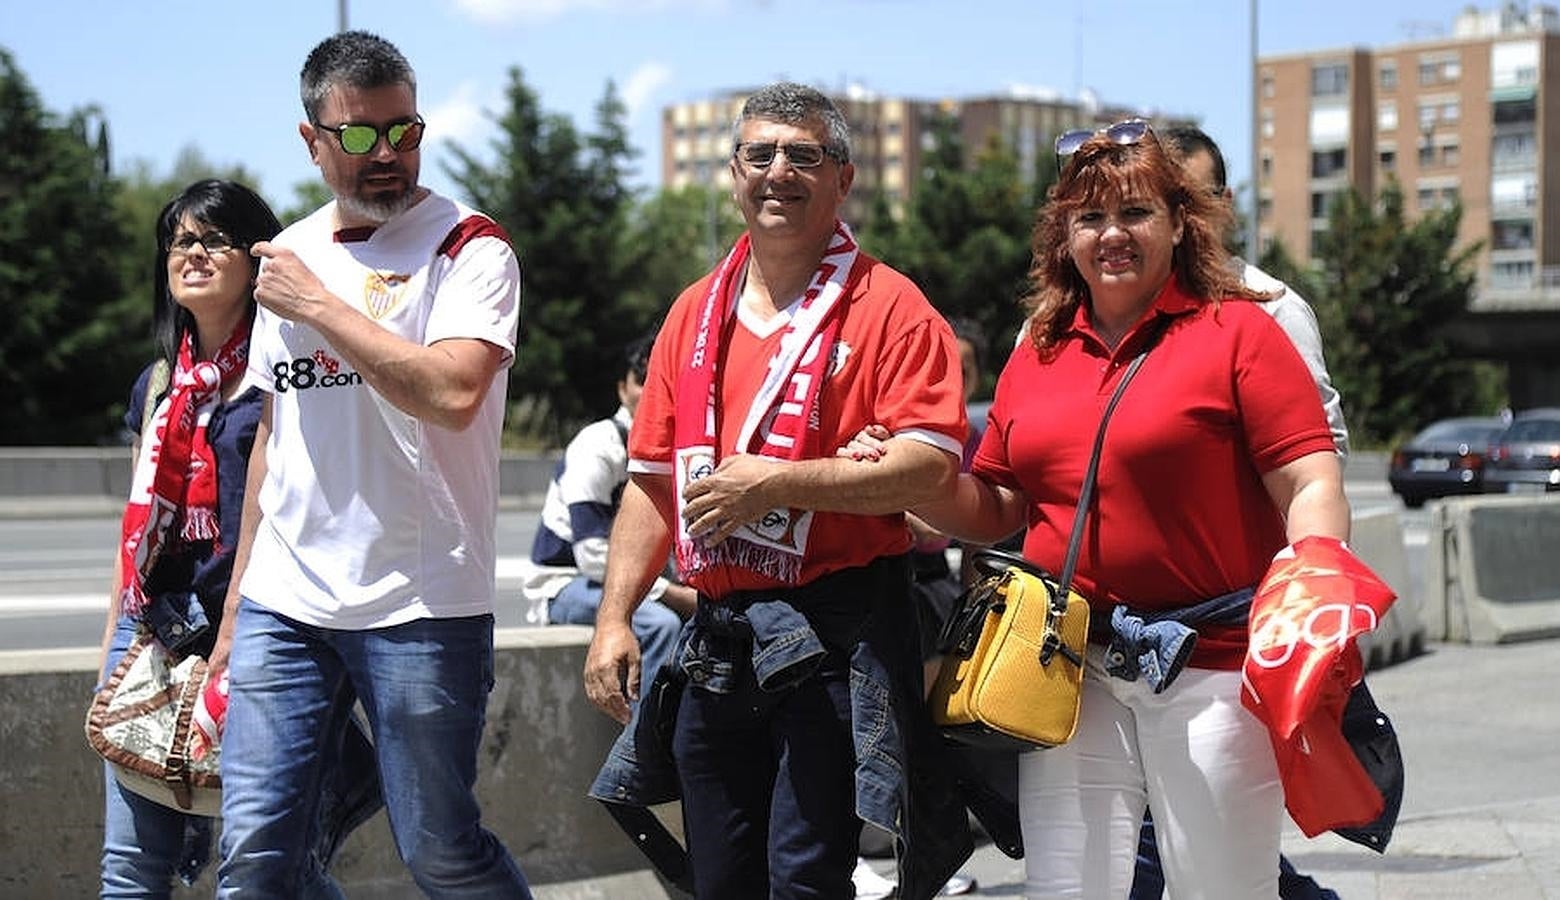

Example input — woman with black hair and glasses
[97,179,377,897]
[850,121,1349,896]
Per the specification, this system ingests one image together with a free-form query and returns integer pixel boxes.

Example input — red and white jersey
[242,192,521,628]
[632,252,967,599]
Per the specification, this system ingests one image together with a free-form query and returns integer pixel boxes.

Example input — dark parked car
[1483,408,1560,495]
[1387,416,1507,507]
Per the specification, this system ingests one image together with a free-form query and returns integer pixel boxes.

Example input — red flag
[1241,536,1397,836]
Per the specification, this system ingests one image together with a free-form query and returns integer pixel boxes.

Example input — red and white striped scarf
[118,320,249,618]
[672,221,859,584]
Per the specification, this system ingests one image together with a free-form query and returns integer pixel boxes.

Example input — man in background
[520,335,695,685]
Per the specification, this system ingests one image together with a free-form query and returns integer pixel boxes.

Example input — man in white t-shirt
[1166,125,1349,459]
[207,31,532,898]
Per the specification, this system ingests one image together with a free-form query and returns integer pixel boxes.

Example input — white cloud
[453,0,720,25]
[425,81,491,147]
[621,62,673,118]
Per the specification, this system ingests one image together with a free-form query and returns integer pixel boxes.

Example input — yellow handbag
[928,549,1088,749]
[928,326,1161,750]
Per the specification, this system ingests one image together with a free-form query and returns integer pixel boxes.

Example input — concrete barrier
[1425,493,1560,644]
[0,448,559,511]
[1348,508,1424,668]
[0,627,669,899]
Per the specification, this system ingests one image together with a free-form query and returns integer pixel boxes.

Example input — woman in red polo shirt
[910,122,1349,896]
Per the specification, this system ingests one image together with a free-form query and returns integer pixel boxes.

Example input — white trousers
[1018,647,1282,900]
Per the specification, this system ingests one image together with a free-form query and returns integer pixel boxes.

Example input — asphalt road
[0,509,544,651]
[0,480,1410,653]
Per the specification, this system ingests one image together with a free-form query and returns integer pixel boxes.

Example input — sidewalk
[537,637,1560,899]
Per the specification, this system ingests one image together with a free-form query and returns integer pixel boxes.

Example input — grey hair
[299,31,416,122]
[731,82,851,163]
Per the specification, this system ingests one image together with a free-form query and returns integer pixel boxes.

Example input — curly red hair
[1021,128,1265,358]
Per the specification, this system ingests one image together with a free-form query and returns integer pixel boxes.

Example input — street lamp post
[1249,0,1261,260]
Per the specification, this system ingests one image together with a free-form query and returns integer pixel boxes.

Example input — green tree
[445,70,645,445]
[0,50,139,443]
[859,115,1033,396]
[619,183,743,327]
[1262,182,1501,446]
[279,180,332,226]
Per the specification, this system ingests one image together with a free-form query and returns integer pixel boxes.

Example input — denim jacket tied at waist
[589,554,971,900]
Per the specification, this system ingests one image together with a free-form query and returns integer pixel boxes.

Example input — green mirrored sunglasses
[314,115,425,155]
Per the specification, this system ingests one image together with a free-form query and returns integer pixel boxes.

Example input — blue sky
[8,0,1483,212]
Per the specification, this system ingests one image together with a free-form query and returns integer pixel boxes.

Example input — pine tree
[857,114,1032,394]
[0,51,138,443]
[445,69,644,445]
[1262,182,1502,445]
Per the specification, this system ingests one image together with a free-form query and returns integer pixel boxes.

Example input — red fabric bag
[1241,536,1397,836]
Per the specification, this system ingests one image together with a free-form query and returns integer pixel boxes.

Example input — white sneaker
[852,856,898,899]
[939,872,978,895]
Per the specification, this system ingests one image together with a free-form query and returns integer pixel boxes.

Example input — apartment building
[661,85,1155,225]
[1256,2,1560,302]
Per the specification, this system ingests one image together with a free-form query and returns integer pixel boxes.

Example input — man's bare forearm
[761,440,958,514]
[305,299,504,431]
[598,475,679,628]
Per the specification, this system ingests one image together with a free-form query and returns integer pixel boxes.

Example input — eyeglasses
[733,141,844,170]
[1053,118,1154,164]
[313,115,425,155]
[167,230,240,258]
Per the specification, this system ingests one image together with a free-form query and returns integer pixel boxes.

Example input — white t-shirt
[241,192,521,629]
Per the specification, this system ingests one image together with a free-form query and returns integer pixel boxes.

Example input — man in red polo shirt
[583,82,968,899]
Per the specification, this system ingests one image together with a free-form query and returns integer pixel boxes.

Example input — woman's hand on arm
[832,422,1027,545]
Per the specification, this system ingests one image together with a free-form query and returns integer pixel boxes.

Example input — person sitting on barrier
[845,118,1350,896]
[519,335,695,685]
[97,179,379,897]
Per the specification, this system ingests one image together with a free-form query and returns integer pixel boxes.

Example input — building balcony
[1491,154,1538,174]
[1475,266,1560,311]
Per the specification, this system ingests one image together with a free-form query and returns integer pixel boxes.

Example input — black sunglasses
[166,230,240,257]
[1054,118,1154,165]
[733,141,845,170]
[313,115,426,155]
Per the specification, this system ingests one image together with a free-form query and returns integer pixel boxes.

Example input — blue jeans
[217,599,530,899]
[672,629,859,899]
[102,761,216,898]
[549,575,682,685]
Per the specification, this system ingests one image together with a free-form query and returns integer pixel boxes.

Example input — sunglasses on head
[314,115,425,155]
[1053,118,1153,164]
[733,141,845,170]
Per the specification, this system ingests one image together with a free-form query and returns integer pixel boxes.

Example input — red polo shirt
[972,276,1336,669]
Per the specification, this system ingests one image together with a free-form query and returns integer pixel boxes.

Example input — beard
[336,164,419,224]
